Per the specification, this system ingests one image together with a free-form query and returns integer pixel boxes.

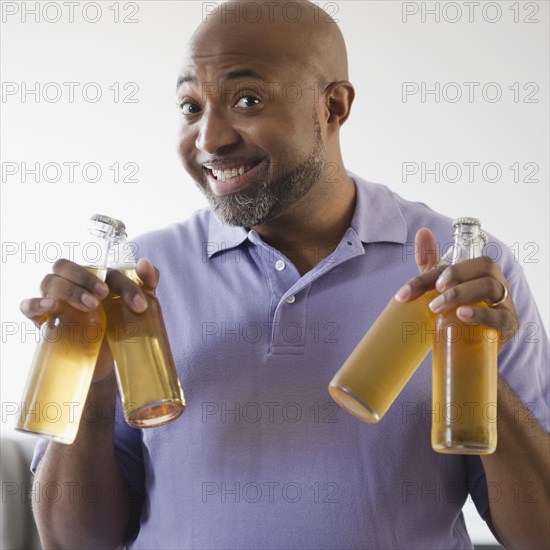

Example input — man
[25,1,548,548]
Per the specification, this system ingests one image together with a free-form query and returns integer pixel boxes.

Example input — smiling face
[176,1,348,227]
[200,114,325,228]
[176,57,326,227]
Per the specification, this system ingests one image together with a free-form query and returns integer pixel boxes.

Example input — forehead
[179,53,270,81]
[177,52,299,92]
[179,20,300,82]
[190,16,291,56]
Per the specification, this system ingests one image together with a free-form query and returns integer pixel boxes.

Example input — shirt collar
[348,172,409,244]
[206,171,409,258]
[206,210,249,258]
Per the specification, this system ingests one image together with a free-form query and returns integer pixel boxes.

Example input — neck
[252,166,356,276]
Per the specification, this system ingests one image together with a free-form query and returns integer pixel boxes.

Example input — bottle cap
[452,217,480,227]
[89,214,127,239]
[440,217,487,265]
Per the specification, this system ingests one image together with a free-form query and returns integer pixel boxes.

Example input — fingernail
[39,298,54,309]
[429,295,445,312]
[133,294,147,312]
[81,294,99,309]
[94,283,109,298]
[435,275,446,291]
[395,285,411,302]
[457,306,474,320]
[137,258,151,273]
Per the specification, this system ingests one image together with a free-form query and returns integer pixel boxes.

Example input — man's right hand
[24,258,158,550]
[19,257,160,384]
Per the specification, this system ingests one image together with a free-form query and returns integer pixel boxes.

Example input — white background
[1,1,548,546]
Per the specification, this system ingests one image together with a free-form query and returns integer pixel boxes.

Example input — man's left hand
[395,227,519,348]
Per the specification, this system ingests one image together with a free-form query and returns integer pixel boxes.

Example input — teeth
[210,164,251,182]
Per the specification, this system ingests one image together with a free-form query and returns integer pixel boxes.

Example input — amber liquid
[432,307,497,454]
[15,269,106,444]
[329,290,438,423]
[102,268,185,428]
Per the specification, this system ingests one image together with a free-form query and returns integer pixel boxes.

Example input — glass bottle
[102,219,185,428]
[328,286,438,423]
[16,215,117,444]
[328,219,467,423]
[432,218,497,454]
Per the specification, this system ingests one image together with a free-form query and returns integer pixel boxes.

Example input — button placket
[248,228,365,355]
[270,286,310,354]
[268,230,366,354]
[252,240,301,345]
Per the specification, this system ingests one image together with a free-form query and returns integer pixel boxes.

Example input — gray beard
[197,118,325,228]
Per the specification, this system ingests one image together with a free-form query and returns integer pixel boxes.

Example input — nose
[195,107,240,154]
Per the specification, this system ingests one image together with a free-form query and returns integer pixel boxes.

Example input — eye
[180,101,201,115]
[235,96,260,108]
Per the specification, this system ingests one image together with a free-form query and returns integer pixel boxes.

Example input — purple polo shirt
[32,174,549,549]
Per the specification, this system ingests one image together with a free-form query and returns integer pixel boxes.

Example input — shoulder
[131,207,212,263]
[350,173,522,282]
[350,172,454,245]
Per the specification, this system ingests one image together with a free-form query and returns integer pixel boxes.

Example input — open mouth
[203,159,265,195]
[205,160,262,182]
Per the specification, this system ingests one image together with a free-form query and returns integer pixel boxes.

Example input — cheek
[261,110,315,156]
[265,131,311,165]
[177,129,196,166]
[236,122,290,159]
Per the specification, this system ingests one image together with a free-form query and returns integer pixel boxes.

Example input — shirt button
[285,295,296,304]
[275,260,286,271]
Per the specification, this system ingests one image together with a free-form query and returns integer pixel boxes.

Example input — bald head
[176,0,356,229]
[189,0,349,89]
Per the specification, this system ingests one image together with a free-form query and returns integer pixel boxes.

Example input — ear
[323,80,355,128]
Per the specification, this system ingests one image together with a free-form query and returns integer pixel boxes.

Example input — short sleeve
[30,439,49,474]
[112,395,145,497]
[465,456,489,518]
[497,259,550,433]
[464,241,549,521]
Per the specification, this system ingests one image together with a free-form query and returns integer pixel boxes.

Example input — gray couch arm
[1,437,42,550]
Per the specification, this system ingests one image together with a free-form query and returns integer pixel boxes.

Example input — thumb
[136,258,160,290]
[415,227,439,273]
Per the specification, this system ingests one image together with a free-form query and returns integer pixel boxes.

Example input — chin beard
[197,117,325,227]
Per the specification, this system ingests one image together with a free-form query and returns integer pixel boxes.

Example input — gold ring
[489,282,508,307]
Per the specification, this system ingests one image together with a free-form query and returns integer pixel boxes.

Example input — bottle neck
[448,224,485,264]
[108,236,138,270]
[87,220,119,280]
[94,238,113,281]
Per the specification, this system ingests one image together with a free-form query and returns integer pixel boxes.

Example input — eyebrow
[176,69,266,90]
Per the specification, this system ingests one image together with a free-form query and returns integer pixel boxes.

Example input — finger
[415,227,440,273]
[427,277,509,313]
[20,297,56,326]
[454,305,519,346]
[135,258,159,290]
[395,228,442,301]
[435,256,500,292]
[52,259,110,297]
[41,273,103,312]
[395,264,446,302]
[105,269,148,313]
